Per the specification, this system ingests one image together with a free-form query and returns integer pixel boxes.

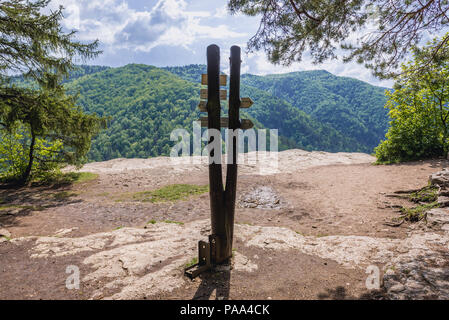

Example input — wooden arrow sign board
[199,117,254,129]
[198,98,254,112]
[240,97,253,108]
[198,101,207,112]
[202,74,227,86]
[200,89,227,100]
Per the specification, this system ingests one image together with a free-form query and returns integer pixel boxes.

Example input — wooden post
[223,46,241,261]
[206,44,227,264]
[185,44,250,278]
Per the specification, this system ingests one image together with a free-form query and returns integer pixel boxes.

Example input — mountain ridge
[10,64,390,161]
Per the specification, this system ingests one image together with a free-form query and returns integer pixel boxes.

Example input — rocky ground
[1,150,449,300]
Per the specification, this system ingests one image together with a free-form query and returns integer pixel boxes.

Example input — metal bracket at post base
[184,235,228,279]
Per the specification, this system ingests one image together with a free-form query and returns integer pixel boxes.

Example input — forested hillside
[66,64,203,161]
[166,65,389,152]
[241,71,390,151]
[11,64,389,161]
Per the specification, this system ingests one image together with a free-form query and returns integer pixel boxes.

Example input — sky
[50,0,394,87]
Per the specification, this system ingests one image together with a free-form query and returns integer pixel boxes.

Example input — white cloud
[53,0,244,52]
[213,4,228,18]
[49,0,392,87]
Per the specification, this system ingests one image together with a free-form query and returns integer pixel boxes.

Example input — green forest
[46,64,389,162]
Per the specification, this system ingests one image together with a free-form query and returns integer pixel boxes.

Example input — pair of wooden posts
[184,44,254,278]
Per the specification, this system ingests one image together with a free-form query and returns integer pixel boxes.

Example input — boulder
[427,208,449,229]
[429,168,449,187]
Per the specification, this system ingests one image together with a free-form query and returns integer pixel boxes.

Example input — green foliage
[0,82,106,183]
[409,186,439,203]
[133,184,209,203]
[66,64,203,161]
[0,125,63,181]
[387,185,441,226]
[400,202,440,222]
[185,257,198,268]
[241,71,389,152]
[228,0,449,78]
[375,35,449,163]
[11,63,389,160]
[0,0,103,184]
[0,0,100,79]
[166,65,388,153]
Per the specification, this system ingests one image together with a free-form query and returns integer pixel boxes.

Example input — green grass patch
[163,220,184,225]
[400,201,440,222]
[146,219,157,225]
[409,185,439,203]
[386,184,441,226]
[113,226,123,230]
[316,233,329,238]
[185,257,198,268]
[67,172,99,184]
[133,184,208,203]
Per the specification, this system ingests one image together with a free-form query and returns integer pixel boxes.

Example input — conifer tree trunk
[20,130,36,185]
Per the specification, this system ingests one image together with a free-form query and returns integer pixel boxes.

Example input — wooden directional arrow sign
[198,101,207,112]
[200,89,227,100]
[240,119,254,129]
[198,98,254,112]
[201,74,227,86]
[240,97,253,108]
[199,117,254,129]
[199,116,228,127]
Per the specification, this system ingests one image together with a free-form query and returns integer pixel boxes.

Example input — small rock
[405,280,424,291]
[0,228,11,238]
[427,208,449,228]
[238,186,284,210]
[389,284,405,293]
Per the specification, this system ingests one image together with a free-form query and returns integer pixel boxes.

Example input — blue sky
[52,0,393,87]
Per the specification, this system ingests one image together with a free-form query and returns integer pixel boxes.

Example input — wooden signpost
[185,44,254,278]
[199,117,254,130]
[201,74,227,86]
[198,98,253,112]
[200,89,227,100]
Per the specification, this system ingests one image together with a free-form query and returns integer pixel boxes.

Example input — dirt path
[1,150,448,300]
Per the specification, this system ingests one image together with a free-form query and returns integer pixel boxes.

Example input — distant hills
[13,64,390,161]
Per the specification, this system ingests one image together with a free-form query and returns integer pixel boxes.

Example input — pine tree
[0,0,105,184]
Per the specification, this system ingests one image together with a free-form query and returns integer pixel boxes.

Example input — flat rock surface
[1,150,449,299]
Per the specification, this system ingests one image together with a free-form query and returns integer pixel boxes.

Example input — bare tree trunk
[19,130,36,185]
